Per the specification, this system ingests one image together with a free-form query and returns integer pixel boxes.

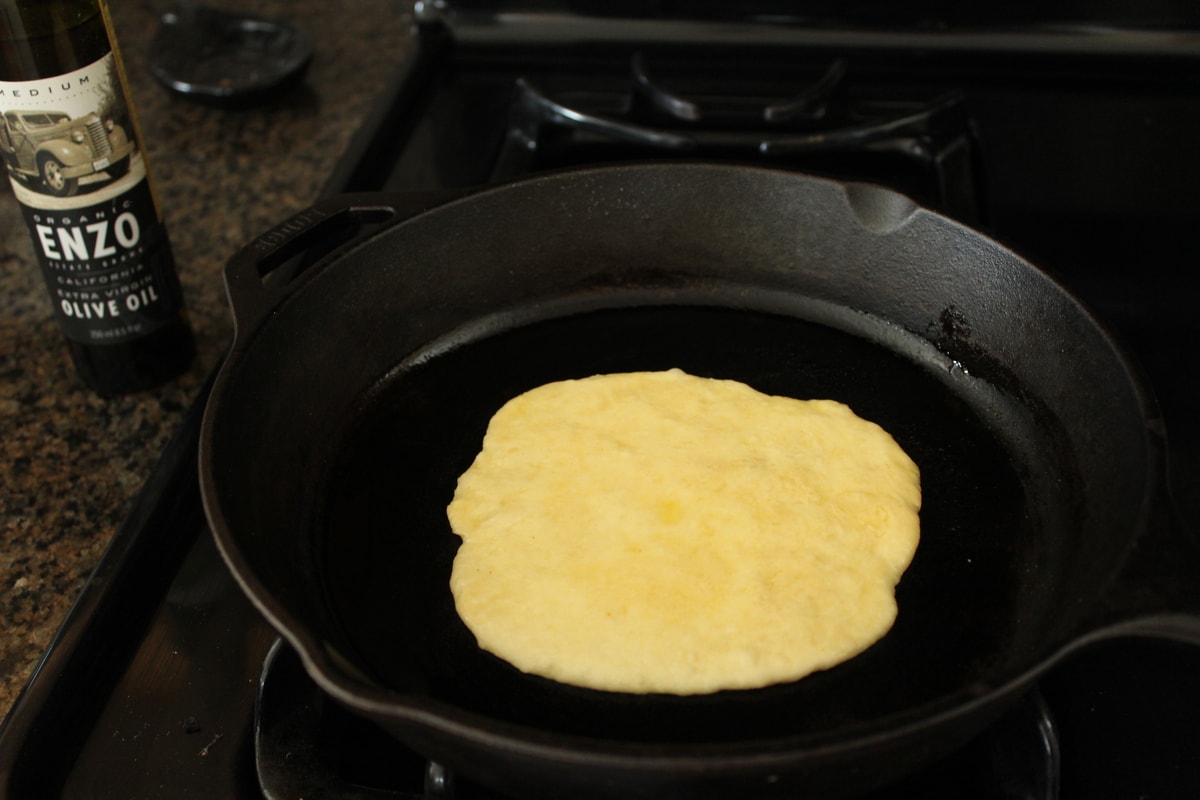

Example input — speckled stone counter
[0,0,411,721]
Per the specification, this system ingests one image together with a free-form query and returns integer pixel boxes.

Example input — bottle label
[1,52,182,344]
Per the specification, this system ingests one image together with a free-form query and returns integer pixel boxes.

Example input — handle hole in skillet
[315,303,1068,745]
[256,207,396,289]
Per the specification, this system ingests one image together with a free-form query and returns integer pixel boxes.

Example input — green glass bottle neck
[1,0,109,80]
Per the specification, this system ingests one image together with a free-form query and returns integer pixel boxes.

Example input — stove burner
[495,54,982,224]
[760,58,847,124]
[254,639,1060,800]
[630,52,704,122]
[630,54,848,124]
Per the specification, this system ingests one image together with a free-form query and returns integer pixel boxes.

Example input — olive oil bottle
[1,0,194,395]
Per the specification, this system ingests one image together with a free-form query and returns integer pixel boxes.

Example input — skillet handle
[1071,484,1200,650]
[223,190,465,338]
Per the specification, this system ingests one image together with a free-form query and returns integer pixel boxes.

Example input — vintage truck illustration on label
[0,109,134,197]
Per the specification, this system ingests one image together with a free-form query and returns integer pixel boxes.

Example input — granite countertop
[1,0,411,722]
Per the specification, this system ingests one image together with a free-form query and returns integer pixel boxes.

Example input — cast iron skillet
[199,164,1200,799]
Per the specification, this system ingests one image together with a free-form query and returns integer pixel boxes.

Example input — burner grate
[492,54,983,224]
[254,640,1059,800]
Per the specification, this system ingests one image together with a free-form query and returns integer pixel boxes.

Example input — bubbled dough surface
[447,369,921,695]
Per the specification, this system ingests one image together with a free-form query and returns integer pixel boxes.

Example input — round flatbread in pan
[447,369,922,696]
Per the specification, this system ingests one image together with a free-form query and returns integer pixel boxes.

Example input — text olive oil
[1,0,194,394]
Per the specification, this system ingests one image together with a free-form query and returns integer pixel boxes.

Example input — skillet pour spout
[200,163,1200,799]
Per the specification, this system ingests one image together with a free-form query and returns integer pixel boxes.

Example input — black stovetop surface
[3,9,1199,799]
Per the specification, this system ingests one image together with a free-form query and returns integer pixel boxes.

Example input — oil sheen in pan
[316,299,1066,745]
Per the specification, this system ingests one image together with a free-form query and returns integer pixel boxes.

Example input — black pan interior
[317,295,1067,746]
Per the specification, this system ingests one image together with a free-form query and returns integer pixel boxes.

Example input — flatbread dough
[447,369,921,695]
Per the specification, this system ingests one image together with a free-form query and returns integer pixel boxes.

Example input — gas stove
[3,3,1199,797]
